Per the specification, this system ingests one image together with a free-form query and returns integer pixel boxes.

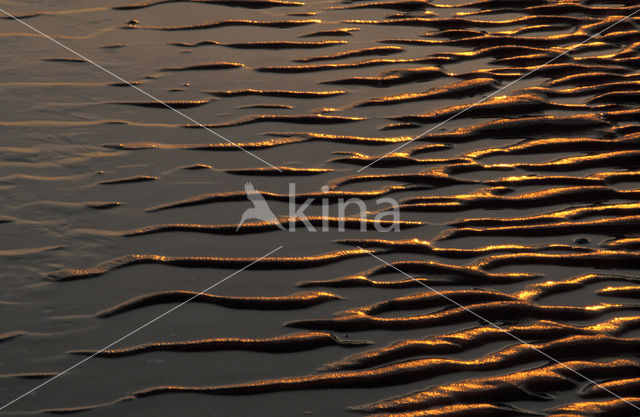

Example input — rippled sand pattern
[2,0,640,415]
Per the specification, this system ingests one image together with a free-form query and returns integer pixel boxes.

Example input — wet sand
[1,0,640,416]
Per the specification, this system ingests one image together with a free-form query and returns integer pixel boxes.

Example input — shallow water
[1,0,640,416]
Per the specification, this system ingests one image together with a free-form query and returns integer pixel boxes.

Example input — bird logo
[237,183,285,231]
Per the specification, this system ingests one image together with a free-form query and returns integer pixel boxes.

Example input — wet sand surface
[1,0,640,415]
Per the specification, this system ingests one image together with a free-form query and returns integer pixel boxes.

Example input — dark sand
[1,0,640,415]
